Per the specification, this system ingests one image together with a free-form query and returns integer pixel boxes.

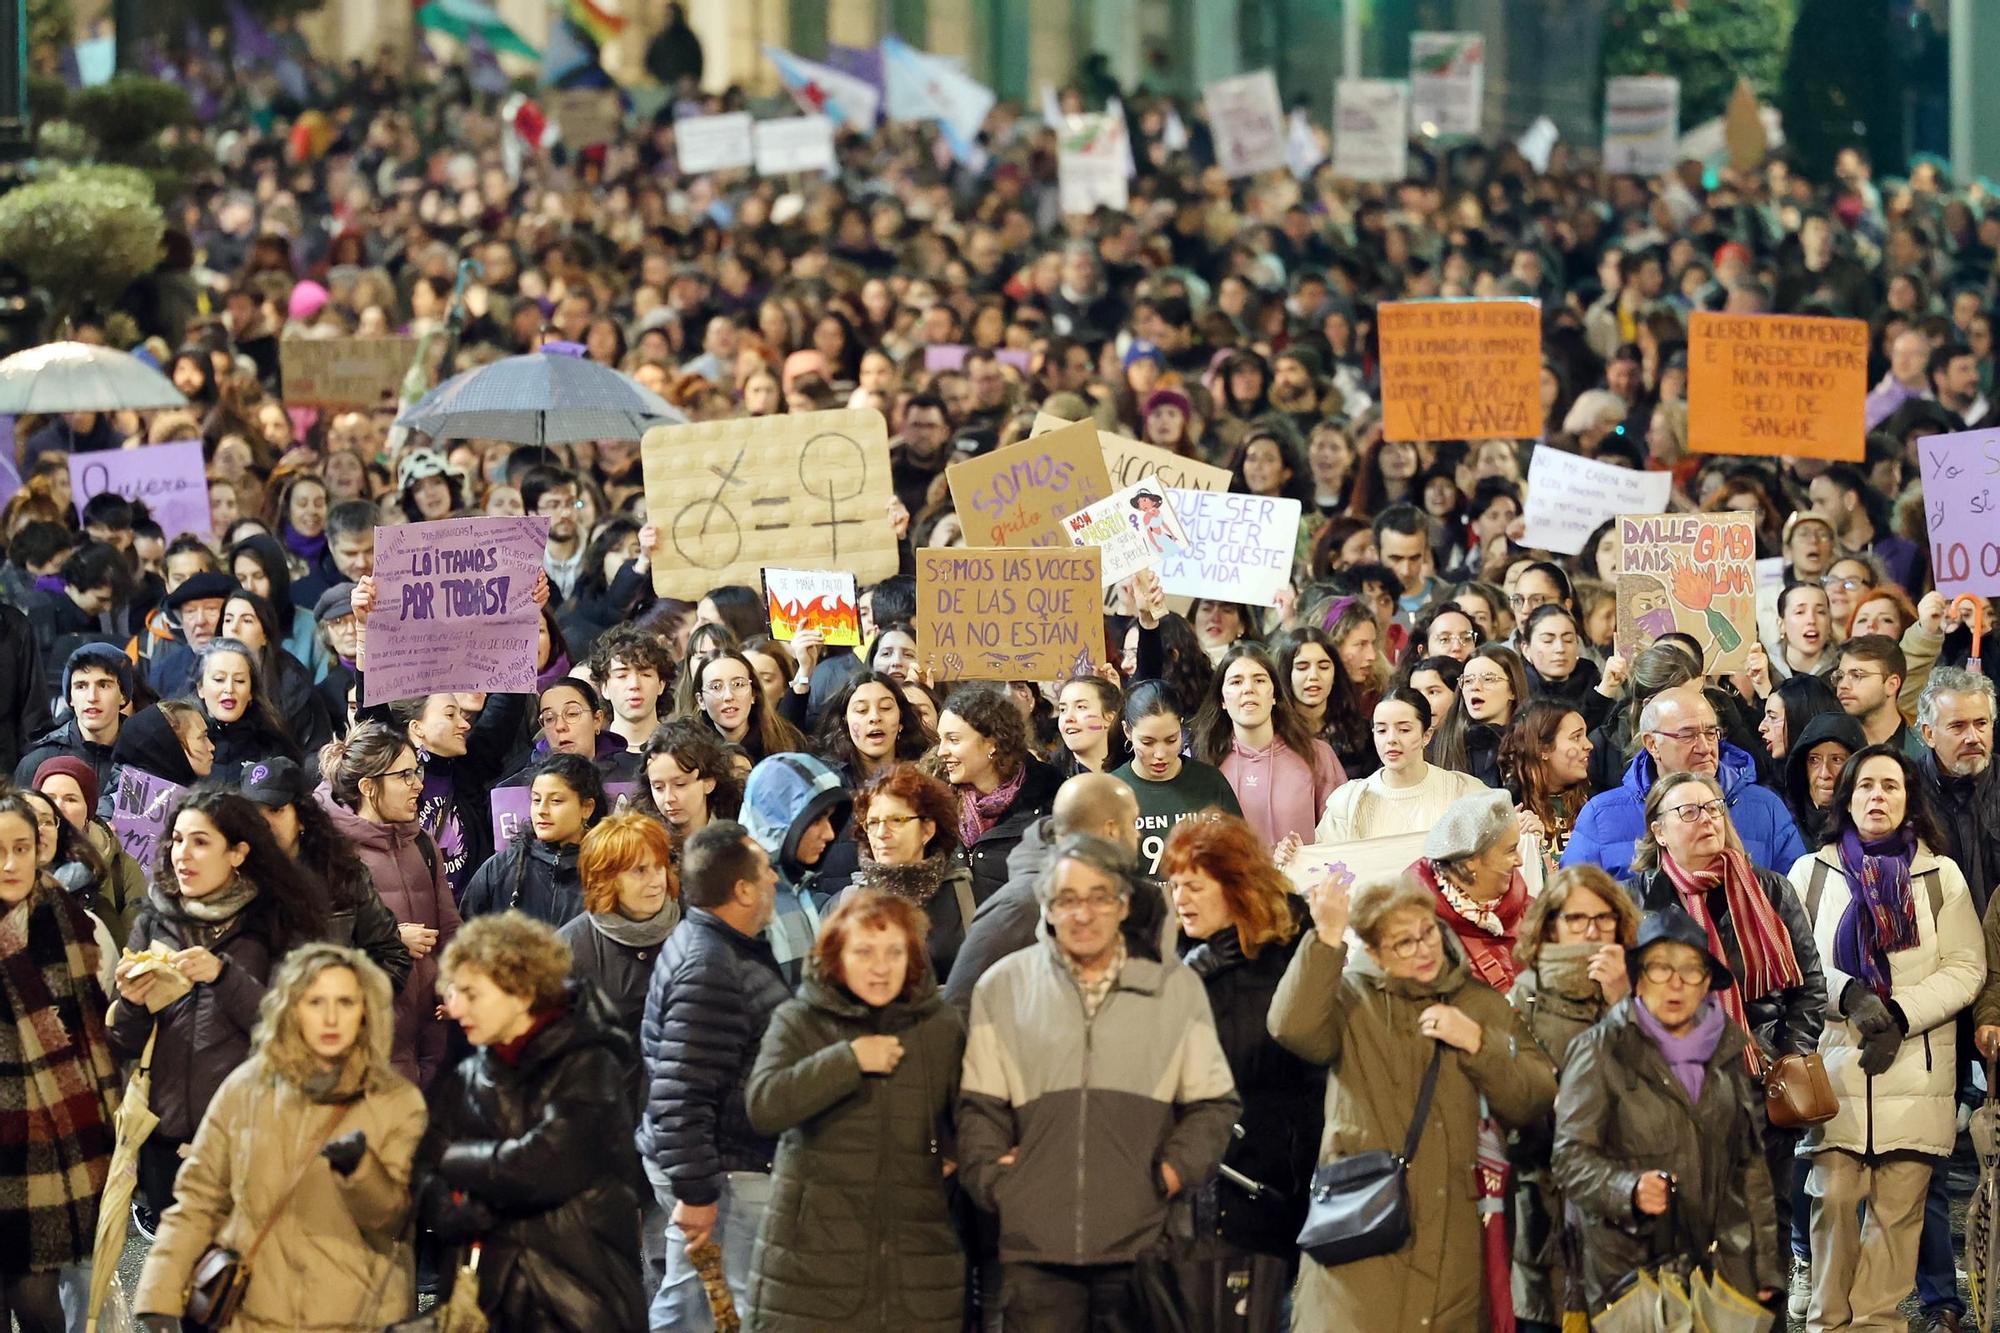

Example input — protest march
[4,6,2000,1332]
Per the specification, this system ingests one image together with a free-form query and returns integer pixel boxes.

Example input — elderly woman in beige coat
[134,943,427,1332]
[1270,872,1557,1331]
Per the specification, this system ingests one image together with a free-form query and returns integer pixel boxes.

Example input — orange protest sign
[1687,312,1868,460]
[1377,299,1541,442]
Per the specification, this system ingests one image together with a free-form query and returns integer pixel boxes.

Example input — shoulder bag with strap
[1297,1044,1443,1267]
[183,1100,356,1332]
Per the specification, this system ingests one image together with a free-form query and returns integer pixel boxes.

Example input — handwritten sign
[551,89,623,148]
[1057,112,1129,213]
[1287,827,1542,896]
[1917,427,2000,598]
[763,568,861,646]
[280,337,417,408]
[641,408,897,600]
[1410,32,1484,136]
[752,115,836,175]
[110,767,185,876]
[1615,511,1757,672]
[1064,482,1189,587]
[676,111,756,174]
[1332,79,1409,182]
[1377,300,1541,443]
[1156,491,1302,608]
[70,440,209,541]
[1521,448,1674,556]
[1687,312,1868,461]
[946,418,1113,550]
[1603,76,1680,175]
[1203,70,1286,178]
[365,516,549,705]
[917,548,1103,681]
[492,781,636,847]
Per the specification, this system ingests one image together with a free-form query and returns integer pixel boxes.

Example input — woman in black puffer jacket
[1159,815,1323,1333]
[420,913,647,1333]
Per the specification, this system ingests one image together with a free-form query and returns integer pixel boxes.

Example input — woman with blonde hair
[133,944,426,1332]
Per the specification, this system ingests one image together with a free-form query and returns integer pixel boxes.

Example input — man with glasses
[521,465,588,602]
[1833,635,1925,757]
[891,391,956,517]
[958,833,1239,1327]
[1564,685,1807,879]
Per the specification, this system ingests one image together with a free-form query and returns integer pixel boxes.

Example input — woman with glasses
[1505,865,1639,1332]
[1508,563,1575,626]
[1788,745,1982,1330]
[1551,908,1782,1322]
[507,677,639,786]
[1271,870,1555,1330]
[841,763,979,982]
[1427,644,1528,789]
[1821,555,1882,635]
[319,722,462,1088]
[1409,603,1483,665]
[687,648,806,763]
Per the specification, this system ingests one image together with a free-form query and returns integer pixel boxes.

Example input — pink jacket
[1220,737,1345,847]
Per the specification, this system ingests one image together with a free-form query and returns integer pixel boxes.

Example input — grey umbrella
[394,350,681,445]
[0,341,189,413]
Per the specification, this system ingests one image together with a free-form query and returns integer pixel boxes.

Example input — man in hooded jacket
[740,751,851,987]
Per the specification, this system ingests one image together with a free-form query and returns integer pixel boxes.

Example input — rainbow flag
[563,0,623,47]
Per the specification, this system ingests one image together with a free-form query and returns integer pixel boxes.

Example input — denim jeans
[1916,1162,1964,1315]
[648,1167,772,1333]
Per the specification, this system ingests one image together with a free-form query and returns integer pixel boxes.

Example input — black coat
[204,709,303,779]
[0,603,51,779]
[1178,913,1324,1257]
[558,908,677,1041]
[962,757,1062,904]
[638,906,790,1207]
[318,852,413,994]
[1627,864,1828,1061]
[1918,747,2000,917]
[12,716,116,794]
[459,838,583,927]
[421,981,647,1333]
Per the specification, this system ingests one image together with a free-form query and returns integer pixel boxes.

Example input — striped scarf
[1661,847,1804,1069]
[1833,825,1919,1002]
[0,883,120,1274]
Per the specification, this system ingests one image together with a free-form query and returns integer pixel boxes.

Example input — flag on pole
[880,35,995,164]
[414,0,541,62]
[764,45,880,130]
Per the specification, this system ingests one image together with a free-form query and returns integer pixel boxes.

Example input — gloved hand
[1844,988,1903,1077]
[427,1186,498,1242]
[321,1130,367,1177]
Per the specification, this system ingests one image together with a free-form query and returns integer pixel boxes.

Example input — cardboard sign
[641,408,897,600]
[1029,412,1233,493]
[946,418,1113,550]
[70,441,209,541]
[1603,76,1680,175]
[365,516,550,705]
[763,568,861,645]
[1056,112,1130,213]
[1156,492,1302,608]
[1203,70,1287,178]
[1520,448,1674,556]
[1064,482,1189,587]
[1615,511,1757,672]
[1410,32,1484,136]
[492,781,636,847]
[1332,79,1410,183]
[752,115,836,175]
[676,111,756,174]
[1723,78,1768,172]
[916,548,1104,681]
[1917,428,2000,599]
[1376,299,1542,443]
[110,767,185,876]
[551,89,624,148]
[1687,312,1868,461]
[280,337,417,408]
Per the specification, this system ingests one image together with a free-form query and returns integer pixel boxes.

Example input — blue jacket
[1561,743,1807,882]
[742,752,854,986]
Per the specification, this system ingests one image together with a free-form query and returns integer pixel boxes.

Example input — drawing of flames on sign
[764,569,862,647]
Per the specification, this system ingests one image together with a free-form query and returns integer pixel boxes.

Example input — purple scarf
[1633,996,1727,1103]
[1833,825,1919,1001]
[282,523,327,564]
[957,765,1026,848]
[537,650,572,693]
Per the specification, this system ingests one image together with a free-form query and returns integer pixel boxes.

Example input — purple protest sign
[490,780,638,846]
[1917,427,2000,598]
[923,344,970,372]
[69,440,209,540]
[994,348,1031,373]
[111,767,186,874]
[365,516,550,705]
[0,417,18,508]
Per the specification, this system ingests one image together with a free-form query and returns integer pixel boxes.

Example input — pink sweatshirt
[1221,736,1346,847]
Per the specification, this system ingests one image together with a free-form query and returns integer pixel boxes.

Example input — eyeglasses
[1658,798,1727,824]
[863,813,922,834]
[539,706,593,728]
[1649,725,1723,746]
[1381,920,1441,960]
[1509,592,1555,612]
[1642,960,1713,987]
[1830,669,1883,686]
[380,765,426,786]
[535,494,585,514]
[1558,911,1620,936]
[703,678,754,698]
[1430,631,1477,648]
[1821,575,1872,592]
[1048,891,1123,918]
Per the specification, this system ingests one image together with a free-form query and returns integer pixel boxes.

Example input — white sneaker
[1788,1257,1811,1321]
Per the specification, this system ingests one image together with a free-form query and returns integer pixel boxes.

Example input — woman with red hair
[842,763,980,984]
[743,890,966,1331]
[1158,815,1323,1332]
[561,811,680,1039]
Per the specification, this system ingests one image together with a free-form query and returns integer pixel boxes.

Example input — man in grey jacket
[957,833,1239,1328]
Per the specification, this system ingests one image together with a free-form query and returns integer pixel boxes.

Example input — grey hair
[1637,684,1710,736]
[1432,793,1522,879]
[1918,666,1997,731]
[1033,833,1135,907]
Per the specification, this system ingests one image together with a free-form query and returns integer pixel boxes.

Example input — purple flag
[229,1,281,66]
[825,44,883,106]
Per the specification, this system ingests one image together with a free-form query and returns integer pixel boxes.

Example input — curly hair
[586,623,675,691]
[851,763,960,858]
[808,889,932,1000]
[251,943,397,1092]
[1158,814,1300,960]
[940,682,1029,783]
[813,672,931,776]
[578,812,678,915]
[153,786,329,950]
[634,718,743,826]
[438,910,572,1009]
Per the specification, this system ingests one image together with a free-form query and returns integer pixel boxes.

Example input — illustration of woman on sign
[1130,489,1189,559]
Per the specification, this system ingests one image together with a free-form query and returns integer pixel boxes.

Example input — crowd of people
[4,24,2000,1333]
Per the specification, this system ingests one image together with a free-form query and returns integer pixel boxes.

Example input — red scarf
[1660,847,1803,1069]
[1411,858,1527,992]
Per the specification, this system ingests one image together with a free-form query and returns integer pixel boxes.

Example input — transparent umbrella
[394,350,681,446]
[86,1027,159,1331]
[0,342,189,414]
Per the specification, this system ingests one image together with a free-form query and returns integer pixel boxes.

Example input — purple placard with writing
[365,516,550,705]
[1917,427,2000,598]
[490,780,638,845]
[923,343,970,372]
[69,440,209,540]
[111,768,185,874]
[0,417,18,508]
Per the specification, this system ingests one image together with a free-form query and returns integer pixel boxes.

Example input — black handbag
[1296,1045,1443,1268]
